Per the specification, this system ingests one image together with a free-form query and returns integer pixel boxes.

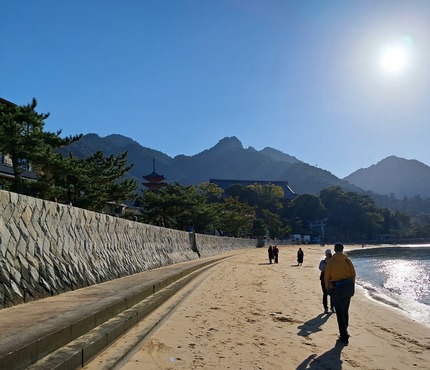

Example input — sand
[95,245,430,369]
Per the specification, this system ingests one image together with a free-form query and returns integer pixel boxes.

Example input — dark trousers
[320,280,332,310]
[332,290,351,339]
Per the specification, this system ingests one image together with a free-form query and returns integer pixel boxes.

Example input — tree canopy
[0,99,81,193]
[0,99,137,210]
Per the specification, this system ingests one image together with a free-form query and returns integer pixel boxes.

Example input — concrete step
[0,255,232,370]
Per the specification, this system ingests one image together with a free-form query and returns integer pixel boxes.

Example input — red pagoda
[142,158,166,190]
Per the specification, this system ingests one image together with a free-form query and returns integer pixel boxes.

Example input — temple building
[142,158,166,190]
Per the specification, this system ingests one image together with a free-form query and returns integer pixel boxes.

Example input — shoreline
[346,243,430,328]
[96,244,430,369]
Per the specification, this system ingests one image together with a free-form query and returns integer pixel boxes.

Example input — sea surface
[347,244,430,327]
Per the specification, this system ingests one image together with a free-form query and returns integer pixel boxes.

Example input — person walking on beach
[297,247,304,266]
[324,243,356,345]
[268,245,274,264]
[319,249,334,314]
[273,245,279,263]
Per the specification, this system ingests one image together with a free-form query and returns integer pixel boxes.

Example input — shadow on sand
[295,340,345,370]
[297,313,331,336]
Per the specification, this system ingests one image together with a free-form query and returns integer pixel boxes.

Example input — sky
[2,1,430,179]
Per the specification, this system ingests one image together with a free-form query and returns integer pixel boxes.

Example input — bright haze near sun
[379,36,414,75]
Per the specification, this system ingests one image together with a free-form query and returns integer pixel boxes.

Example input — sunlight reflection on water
[349,246,430,325]
[380,259,430,303]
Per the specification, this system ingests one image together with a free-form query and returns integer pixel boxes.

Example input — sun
[379,37,413,75]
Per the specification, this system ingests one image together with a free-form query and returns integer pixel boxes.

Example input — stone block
[0,342,39,370]
[37,326,73,361]
[95,300,127,326]
[71,315,97,339]
[82,333,108,366]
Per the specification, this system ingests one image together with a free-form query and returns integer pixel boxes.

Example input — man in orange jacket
[324,243,356,345]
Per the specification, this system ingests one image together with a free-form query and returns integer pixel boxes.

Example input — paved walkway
[0,254,234,370]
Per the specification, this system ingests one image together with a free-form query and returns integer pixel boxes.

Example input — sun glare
[379,37,413,75]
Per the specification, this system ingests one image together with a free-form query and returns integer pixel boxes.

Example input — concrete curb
[0,255,231,370]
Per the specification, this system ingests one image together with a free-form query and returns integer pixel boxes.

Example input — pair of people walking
[268,245,279,264]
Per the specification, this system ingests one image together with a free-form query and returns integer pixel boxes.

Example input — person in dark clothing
[297,247,304,266]
[273,245,279,263]
[268,245,274,264]
[325,243,356,345]
[319,249,334,313]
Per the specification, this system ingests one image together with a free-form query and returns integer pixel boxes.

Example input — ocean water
[347,245,430,327]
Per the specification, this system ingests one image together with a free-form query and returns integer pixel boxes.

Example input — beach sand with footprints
[86,244,430,370]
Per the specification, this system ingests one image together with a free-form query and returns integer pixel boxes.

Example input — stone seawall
[0,190,256,309]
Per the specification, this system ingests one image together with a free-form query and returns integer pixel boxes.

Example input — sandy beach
[88,244,430,370]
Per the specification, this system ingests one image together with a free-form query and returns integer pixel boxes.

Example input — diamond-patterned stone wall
[0,190,255,308]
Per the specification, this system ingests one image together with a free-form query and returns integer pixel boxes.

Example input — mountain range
[61,134,430,200]
[344,156,430,199]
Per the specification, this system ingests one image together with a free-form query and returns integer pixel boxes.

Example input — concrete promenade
[0,253,236,370]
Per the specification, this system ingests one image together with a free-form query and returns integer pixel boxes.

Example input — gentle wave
[357,280,402,309]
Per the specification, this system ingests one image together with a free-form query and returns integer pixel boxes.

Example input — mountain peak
[344,155,430,198]
[212,136,243,151]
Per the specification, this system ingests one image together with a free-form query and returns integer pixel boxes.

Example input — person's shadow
[296,341,345,370]
[297,313,331,336]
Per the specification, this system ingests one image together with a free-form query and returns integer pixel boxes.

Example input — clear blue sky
[2,1,430,178]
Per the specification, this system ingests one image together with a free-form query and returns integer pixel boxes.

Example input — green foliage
[261,209,283,238]
[219,196,256,237]
[225,183,284,215]
[136,180,430,241]
[59,151,137,211]
[319,186,414,241]
[251,218,266,238]
[222,183,288,238]
[197,182,224,202]
[0,99,136,211]
[285,194,326,221]
[138,183,257,236]
[139,183,211,230]
[0,99,81,193]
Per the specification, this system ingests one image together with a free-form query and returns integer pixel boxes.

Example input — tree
[219,197,256,237]
[197,182,224,203]
[0,99,81,193]
[247,183,284,214]
[261,209,283,238]
[320,186,388,241]
[61,151,137,211]
[285,194,326,222]
[225,183,284,216]
[25,148,71,200]
[139,183,209,230]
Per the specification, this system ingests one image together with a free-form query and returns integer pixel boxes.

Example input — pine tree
[0,98,81,193]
